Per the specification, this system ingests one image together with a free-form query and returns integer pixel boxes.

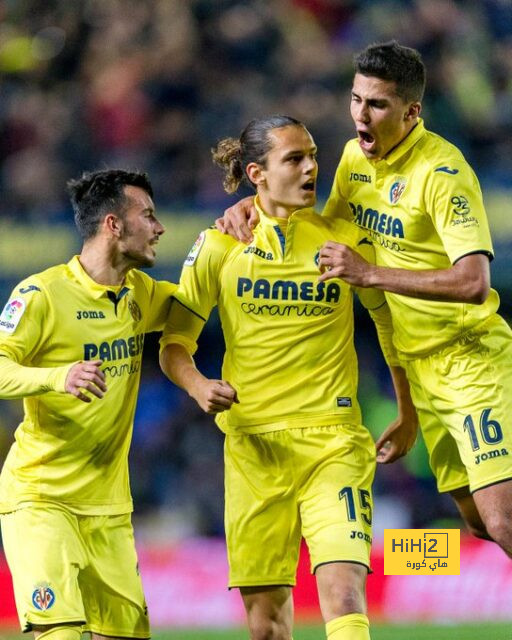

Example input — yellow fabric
[403,315,512,493]
[0,256,176,514]
[323,118,499,358]
[35,627,82,640]
[1,506,149,637]
[326,614,370,640]
[225,425,375,587]
[161,199,396,434]
[0,355,73,398]
[367,305,399,367]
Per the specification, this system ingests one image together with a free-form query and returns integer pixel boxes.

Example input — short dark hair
[67,169,153,240]
[212,115,305,193]
[354,40,426,102]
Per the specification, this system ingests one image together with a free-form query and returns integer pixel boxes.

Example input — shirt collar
[67,255,133,300]
[254,195,314,225]
[379,118,426,166]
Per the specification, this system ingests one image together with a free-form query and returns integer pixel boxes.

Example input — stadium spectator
[0,0,510,219]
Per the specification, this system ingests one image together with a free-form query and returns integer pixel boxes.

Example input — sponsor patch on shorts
[337,396,352,407]
[184,231,206,266]
[0,297,26,333]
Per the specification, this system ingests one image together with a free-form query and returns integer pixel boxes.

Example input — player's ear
[104,212,123,237]
[405,101,421,121]
[246,162,265,187]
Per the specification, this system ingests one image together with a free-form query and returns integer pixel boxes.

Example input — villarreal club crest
[389,177,407,205]
[32,583,56,611]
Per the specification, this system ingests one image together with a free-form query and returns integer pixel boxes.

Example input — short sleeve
[424,161,494,264]
[322,145,353,221]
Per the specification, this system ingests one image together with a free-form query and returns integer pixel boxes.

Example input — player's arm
[319,159,493,303]
[0,354,106,403]
[159,230,238,414]
[364,301,418,463]
[357,278,418,463]
[318,243,490,304]
[160,342,238,415]
[0,283,106,402]
[144,277,179,332]
[375,363,418,463]
[159,301,238,414]
[214,195,258,243]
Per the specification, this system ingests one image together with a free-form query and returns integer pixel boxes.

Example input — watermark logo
[384,529,460,575]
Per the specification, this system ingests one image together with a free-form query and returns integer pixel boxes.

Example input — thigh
[298,425,376,573]
[79,513,150,639]
[473,479,512,529]
[410,317,512,493]
[1,506,87,632]
[450,486,490,539]
[404,357,469,493]
[224,432,302,588]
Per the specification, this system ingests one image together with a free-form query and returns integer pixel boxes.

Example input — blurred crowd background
[1,0,511,544]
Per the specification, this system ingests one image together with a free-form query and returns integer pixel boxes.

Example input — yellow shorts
[403,315,512,493]
[0,505,150,637]
[224,424,376,588]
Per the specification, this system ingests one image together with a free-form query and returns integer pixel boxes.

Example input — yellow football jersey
[0,256,176,515]
[161,199,395,434]
[323,118,499,357]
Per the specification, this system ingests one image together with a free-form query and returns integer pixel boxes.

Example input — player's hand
[376,414,418,464]
[65,360,107,403]
[215,196,259,243]
[318,241,373,286]
[192,379,239,414]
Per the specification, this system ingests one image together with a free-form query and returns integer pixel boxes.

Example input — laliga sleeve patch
[184,231,205,266]
[0,297,26,333]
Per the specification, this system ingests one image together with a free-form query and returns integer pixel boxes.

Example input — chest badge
[389,177,407,205]
[128,299,142,322]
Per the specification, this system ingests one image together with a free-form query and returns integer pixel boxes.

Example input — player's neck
[79,241,130,286]
[257,194,293,219]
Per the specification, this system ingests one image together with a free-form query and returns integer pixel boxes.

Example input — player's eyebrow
[352,90,389,106]
[282,145,317,159]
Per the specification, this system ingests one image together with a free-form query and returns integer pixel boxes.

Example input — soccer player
[0,169,176,640]
[218,41,512,558]
[160,115,417,640]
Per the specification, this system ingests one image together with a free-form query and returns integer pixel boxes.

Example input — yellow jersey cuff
[159,334,198,356]
[0,356,76,398]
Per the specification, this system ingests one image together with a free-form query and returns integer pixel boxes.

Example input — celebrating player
[218,41,512,558]
[160,115,417,640]
[0,170,176,640]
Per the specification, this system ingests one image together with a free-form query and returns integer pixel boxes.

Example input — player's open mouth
[301,180,315,192]
[358,130,375,145]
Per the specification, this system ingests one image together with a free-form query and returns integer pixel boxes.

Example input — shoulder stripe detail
[172,297,207,322]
